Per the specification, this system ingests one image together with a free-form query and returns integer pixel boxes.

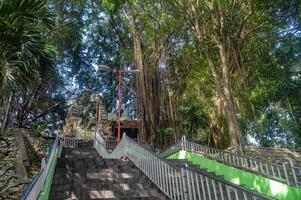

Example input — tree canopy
[1,0,301,150]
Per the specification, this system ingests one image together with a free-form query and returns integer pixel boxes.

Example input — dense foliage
[0,0,300,150]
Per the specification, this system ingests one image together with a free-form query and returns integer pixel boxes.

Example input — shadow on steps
[49,145,169,200]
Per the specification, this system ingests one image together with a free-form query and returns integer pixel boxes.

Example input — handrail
[20,135,60,200]
[159,141,182,158]
[61,136,78,147]
[19,170,44,199]
[105,138,117,151]
[94,133,273,200]
[160,137,301,188]
[125,135,181,170]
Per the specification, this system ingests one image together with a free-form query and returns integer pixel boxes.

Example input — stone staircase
[50,142,168,200]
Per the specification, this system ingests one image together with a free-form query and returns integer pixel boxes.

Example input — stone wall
[245,146,301,166]
[0,131,27,200]
[0,129,42,200]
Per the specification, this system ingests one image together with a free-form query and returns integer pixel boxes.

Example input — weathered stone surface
[244,146,301,166]
[0,129,43,199]
[100,120,112,137]
[63,102,112,140]
[0,159,27,200]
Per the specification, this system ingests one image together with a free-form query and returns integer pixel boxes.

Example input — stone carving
[97,104,111,136]
[63,103,82,138]
[63,101,113,140]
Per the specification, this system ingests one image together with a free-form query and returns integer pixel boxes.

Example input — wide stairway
[49,142,168,200]
[23,134,301,200]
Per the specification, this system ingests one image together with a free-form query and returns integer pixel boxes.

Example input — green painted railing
[168,150,301,200]
[161,137,301,188]
[20,136,60,200]
[38,148,60,200]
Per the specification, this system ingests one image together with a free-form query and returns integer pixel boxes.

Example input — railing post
[123,132,127,156]
[288,158,298,187]
[41,162,46,196]
[181,135,186,151]
[41,158,46,171]
[181,167,188,200]
[283,162,290,185]
[93,136,96,148]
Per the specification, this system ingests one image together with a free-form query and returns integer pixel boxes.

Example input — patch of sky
[247,135,259,146]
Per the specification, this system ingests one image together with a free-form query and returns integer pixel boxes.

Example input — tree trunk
[2,92,13,133]
[206,49,244,151]
[218,42,245,151]
[222,93,245,149]
[188,0,245,152]
[125,12,150,143]
[123,7,182,145]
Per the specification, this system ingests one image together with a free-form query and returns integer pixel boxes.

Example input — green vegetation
[0,0,301,150]
[3,1,300,199]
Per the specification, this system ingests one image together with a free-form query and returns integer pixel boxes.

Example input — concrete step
[78,140,94,148]
[50,184,166,199]
[52,182,154,192]
[50,189,166,200]
[50,147,168,199]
